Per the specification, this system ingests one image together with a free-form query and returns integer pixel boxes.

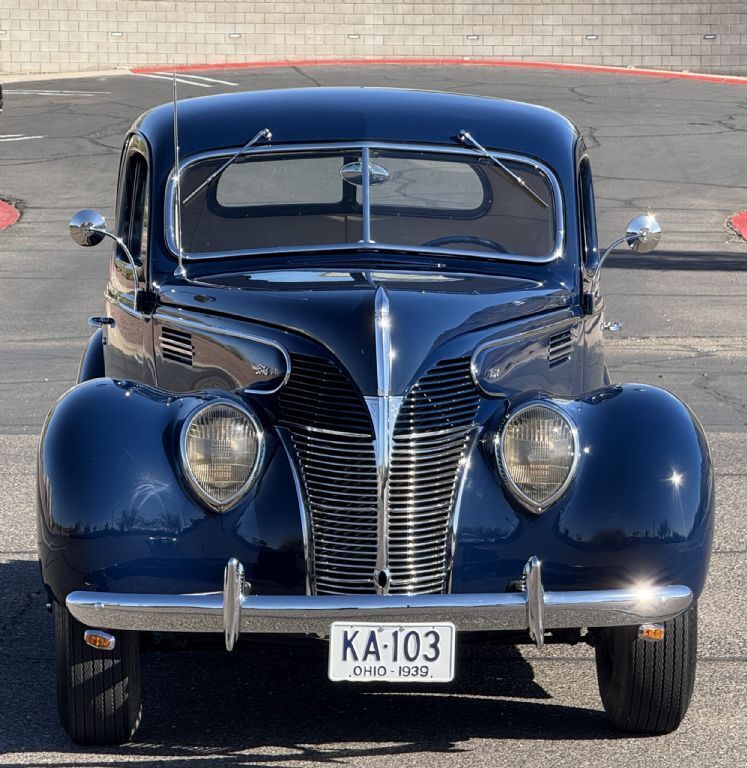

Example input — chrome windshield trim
[165,141,565,265]
[361,145,372,244]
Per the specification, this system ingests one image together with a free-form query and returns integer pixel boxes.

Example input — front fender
[452,384,714,597]
[77,328,105,383]
[37,378,306,604]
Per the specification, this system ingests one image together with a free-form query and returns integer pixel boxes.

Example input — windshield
[173,145,560,261]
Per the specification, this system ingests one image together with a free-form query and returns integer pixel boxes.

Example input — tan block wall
[0,1,745,77]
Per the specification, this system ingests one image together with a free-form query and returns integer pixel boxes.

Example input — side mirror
[625,214,661,253]
[68,209,141,296]
[69,209,108,247]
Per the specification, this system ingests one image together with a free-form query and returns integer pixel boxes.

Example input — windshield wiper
[457,129,548,209]
[182,127,272,205]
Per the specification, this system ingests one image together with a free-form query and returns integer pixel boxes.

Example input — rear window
[176,147,558,259]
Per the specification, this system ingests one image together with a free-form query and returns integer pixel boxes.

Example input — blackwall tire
[595,603,697,734]
[55,601,142,745]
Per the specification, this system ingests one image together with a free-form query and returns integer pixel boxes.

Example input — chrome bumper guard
[66,557,693,651]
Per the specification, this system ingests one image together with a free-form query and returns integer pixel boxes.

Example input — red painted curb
[130,57,747,86]
[729,210,747,241]
[0,200,20,230]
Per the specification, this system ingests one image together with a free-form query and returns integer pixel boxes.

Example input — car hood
[158,268,574,395]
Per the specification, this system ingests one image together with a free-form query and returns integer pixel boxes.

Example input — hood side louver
[548,328,573,368]
[160,327,194,366]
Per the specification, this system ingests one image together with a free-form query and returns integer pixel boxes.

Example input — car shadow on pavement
[0,557,622,763]
[606,248,747,271]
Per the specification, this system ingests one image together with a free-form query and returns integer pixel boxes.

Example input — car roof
[134,87,580,172]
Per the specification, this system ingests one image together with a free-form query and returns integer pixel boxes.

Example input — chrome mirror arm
[92,227,141,296]
[589,234,630,288]
[588,215,662,294]
[69,209,141,300]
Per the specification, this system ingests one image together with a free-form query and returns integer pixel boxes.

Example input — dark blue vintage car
[38,87,713,744]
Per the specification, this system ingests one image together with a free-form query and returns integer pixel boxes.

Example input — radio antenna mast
[172,65,186,277]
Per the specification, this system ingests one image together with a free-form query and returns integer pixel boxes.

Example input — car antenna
[172,64,186,278]
[457,129,548,209]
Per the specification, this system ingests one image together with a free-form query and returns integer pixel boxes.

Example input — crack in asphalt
[291,66,322,87]
[0,587,45,644]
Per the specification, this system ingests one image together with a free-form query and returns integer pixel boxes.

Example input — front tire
[594,603,697,734]
[55,602,141,745]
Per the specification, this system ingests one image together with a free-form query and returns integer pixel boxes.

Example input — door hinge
[135,290,158,315]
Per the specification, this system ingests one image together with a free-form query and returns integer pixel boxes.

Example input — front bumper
[66,557,693,650]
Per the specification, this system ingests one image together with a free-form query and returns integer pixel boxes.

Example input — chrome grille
[279,354,378,595]
[389,358,481,593]
[279,354,480,596]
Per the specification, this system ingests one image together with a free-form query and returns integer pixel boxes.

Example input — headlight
[496,402,578,512]
[180,400,264,511]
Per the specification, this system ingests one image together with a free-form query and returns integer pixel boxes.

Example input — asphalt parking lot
[0,63,745,765]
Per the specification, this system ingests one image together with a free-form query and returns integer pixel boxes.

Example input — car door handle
[601,321,623,333]
[88,316,116,329]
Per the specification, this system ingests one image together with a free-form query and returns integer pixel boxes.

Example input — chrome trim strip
[374,285,391,399]
[105,293,143,320]
[361,145,372,244]
[164,141,565,264]
[179,399,266,512]
[496,399,581,514]
[289,424,369,439]
[367,285,400,595]
[446,428,479,593]
[160,338,193,352]
[66,568,694,639]
[153,311,292,395]
[276,427,314,595]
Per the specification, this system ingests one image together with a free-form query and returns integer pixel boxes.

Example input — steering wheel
[423,235,509,253]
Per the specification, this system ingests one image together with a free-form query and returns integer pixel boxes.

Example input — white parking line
[4,89,111,96]
[0,134,46,142]
[131,72,213,88]
[152,72,238,86]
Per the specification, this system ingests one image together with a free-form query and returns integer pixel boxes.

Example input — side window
[117,148,149,267]
[579,156,598,265]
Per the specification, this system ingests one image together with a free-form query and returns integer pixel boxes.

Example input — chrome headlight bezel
[495,399,580,514]
[179,399,265,512]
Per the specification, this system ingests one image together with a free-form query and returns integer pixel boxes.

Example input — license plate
[328,622,456,682]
